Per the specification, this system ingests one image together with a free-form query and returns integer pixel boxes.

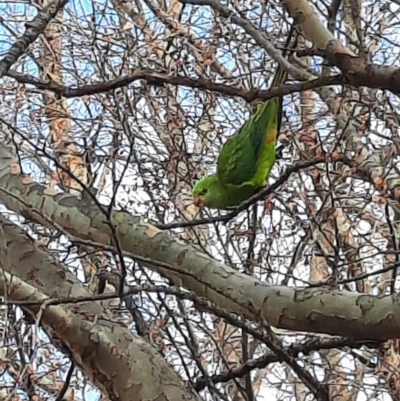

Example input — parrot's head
[192,175,227,209]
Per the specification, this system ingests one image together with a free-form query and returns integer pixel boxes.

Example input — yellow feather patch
[266,122,278,145]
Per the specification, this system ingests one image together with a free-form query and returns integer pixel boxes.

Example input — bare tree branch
[0,0,70,78]
[6,69,341,101]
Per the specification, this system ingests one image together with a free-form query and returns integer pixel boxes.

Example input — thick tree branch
[281,0,400,93]
[180,0,400,94]
[1,127,400,341]
[0,214,201,401]
[0,0,70,78]
[5,271,330,398]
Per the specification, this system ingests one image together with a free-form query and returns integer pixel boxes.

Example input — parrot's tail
[271,24,297,89]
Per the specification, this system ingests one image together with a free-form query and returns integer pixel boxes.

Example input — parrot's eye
[199,188,208,196]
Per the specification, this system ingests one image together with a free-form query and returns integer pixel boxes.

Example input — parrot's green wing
[216,27,295,188]
[216,92,282,187]
[216,126,259,186]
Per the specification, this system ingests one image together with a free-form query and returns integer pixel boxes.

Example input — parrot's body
[193,30,294,210]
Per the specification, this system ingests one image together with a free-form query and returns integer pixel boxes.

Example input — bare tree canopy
[1,0,400,400]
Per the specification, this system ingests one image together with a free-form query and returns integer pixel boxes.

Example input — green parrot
[193,29,294,210]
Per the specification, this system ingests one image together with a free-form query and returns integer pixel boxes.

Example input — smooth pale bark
[0,125,399,340]
[0,215,200,401]
[282,0,400,92]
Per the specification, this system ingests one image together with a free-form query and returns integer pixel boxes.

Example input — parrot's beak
[194,196,205,208]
